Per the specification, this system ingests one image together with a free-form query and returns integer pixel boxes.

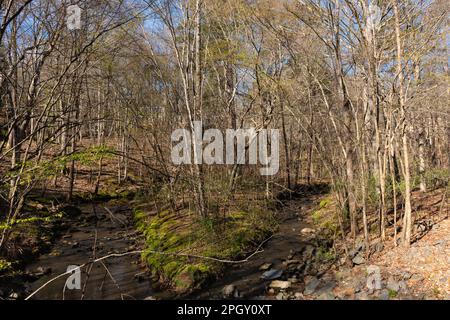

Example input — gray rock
[144,296,156,300]
[349,242,365,258]
[316,282,337,296]
[261,269,283,280]
[304,277,321,295]
[387,276,400,292]
[374,242,384,253]
[401,271,412,280]
[398,281,409,293]
[222,285,236,298]
[355,292,370,300]
[377,289,390,300]
[352,254,366,265]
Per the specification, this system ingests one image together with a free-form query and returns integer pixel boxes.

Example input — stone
[269,281,291,290]
[261,269,283,280]
[352,254,366,265]
[317,292,336,300]
[335,286,355,298]
[301,228,316,236]
[144,296,156,300]
[355,292,370,300]
[259,263,273,271]
[374,242,384,253]
[222,285,236,298]
[377,289,390,300]
[284,260,301,266]
[315,282,337,296]
[294,292,304,300]
[276,293,286,300]
[304,277,320,295]
[398,281,409,293]
[387,276,400,292]
[349,242,365,258]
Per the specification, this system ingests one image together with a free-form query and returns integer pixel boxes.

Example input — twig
[80,229,98,300]
[104,206,127,226]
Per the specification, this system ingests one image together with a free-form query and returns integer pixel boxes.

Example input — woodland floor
[190,187,450,301]
[0,180,448,300]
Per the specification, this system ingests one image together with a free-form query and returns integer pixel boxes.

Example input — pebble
[261,269,283,280]
[269,280,291,290]
[259,263,273,271]
[301,228,316,236]
[222,285,236,298]
[352,254,366,265]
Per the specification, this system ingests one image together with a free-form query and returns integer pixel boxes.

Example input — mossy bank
[134,202,278,293]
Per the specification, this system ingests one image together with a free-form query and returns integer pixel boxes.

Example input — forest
[0,0,449,301]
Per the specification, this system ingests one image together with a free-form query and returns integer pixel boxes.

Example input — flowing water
[20,184,329,300]
[24,201,156,300]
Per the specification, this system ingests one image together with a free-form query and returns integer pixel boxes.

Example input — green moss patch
[134,205,277,292]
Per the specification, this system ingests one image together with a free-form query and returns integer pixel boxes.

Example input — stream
[17,185,328,300]
[23,201,156,300]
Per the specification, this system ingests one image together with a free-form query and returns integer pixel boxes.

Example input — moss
[312,211,322,225]
[316,247,336,262]
[0,212,64,231]
[134,203,277,292]
[319,198,332,209]
[388,289,398,299]
[0,259,13,273]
